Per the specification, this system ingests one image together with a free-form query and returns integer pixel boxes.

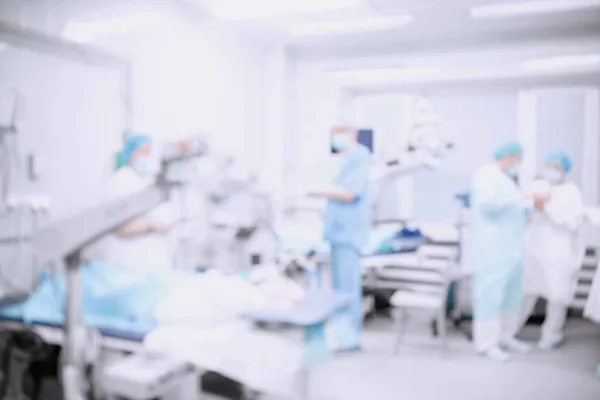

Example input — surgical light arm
[33,186,166,265]
[371,153,443,185]
[33,134,210,265]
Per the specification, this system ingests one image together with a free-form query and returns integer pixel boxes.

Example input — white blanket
[146,270,306,397]
[144,322,303,397]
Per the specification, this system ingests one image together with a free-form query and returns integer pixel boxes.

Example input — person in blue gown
[470,141,548,362]
[308,124,372,352]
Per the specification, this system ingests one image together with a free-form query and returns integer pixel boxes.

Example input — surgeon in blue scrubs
[308,124,372,351]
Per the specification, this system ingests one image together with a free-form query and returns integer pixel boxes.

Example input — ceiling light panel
[327,67,442,84]
[205,0,363,21]
[522,54,600,71]
[471,0,600,18]
[289,15,414,36]
[63,12,173,43]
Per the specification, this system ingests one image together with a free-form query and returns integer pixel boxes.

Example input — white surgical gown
[524,180,584,305]
[470,163,529,352]
[104,167,175,272]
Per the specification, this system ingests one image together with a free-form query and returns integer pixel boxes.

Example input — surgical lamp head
[160,137,209,165]
[157,137,210,185]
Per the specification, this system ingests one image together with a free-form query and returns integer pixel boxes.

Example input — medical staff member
[470,142,545,362]
[308,124,371,352]
[105,135,175,272]
[518,152,584,350]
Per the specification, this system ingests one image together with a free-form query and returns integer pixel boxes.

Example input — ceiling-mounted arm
[33,185,167,267]
[0,89,25,205]
[0,89,24,136]
[370,96,453,206]
[33,136,210,268]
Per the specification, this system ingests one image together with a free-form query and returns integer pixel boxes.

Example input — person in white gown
[104,135,176,272]
[518,152,585,349]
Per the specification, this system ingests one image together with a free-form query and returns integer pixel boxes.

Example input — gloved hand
[150,221,172,234]
[533,193,551,210]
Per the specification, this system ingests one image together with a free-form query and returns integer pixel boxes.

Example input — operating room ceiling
[1,0,599,86]
[179,0,600,59]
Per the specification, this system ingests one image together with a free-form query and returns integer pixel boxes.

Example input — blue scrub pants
[330,244,362,348]
[472,264,523,352]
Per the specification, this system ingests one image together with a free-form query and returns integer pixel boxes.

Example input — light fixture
[205,0,362,21]
[326,67,442,84]
[470,0,600,19]
[63,12,173,43]
[288,14,414,36]
[522,54,600,71]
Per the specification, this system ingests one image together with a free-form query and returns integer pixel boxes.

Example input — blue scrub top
[324,143,372,250]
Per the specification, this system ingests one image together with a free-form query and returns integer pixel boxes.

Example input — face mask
[504,163,520,178]
[331,134,351,151]
[543,168,563,184]
[132,157,152,176]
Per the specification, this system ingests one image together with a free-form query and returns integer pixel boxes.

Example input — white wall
[292,64,521,224]
[0,47,124,221]
[0,46,124,295]
[412,91,519,222]
[0,3,269,283]
[353,94,413,221]
[96,24,266,174]
[356,88,599,225]
[535,90,585,190]
[261,45,295,196]
[292,60,600,228]
[294,63,348,186]
[0,4,268,207]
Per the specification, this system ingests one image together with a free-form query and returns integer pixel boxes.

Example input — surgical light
[470,0,600,19]
[288,14,414,36]
[326,67,442,84]
[522,54,600,71]
[161,137,210,164]
[204,0,362,21]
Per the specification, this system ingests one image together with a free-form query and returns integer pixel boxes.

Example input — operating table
[0,290,350,400]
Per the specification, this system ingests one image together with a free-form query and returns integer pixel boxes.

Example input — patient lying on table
[0,264,309,397]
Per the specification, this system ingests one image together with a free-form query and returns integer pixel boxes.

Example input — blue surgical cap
[493,141,523,160]
[546,151,572,173]
[122,135,151,164]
